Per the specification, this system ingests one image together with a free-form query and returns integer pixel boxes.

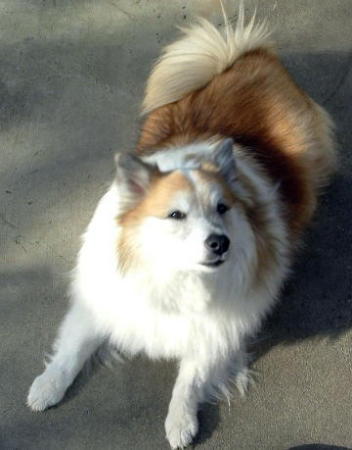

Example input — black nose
[205,234,230,256]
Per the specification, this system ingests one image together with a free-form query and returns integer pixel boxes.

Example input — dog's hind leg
[27,302,103,411]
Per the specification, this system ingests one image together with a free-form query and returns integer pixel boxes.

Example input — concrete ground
[1,1,351,449]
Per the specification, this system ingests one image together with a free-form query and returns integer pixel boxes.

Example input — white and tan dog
[27,8,336,449]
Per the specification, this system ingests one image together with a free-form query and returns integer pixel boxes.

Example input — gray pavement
[1,1,351,449]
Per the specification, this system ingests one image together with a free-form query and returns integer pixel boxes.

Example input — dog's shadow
[193,403,221,447]
[255,175,352,354]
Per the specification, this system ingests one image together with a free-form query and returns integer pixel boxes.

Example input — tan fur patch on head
[117,171,193,273]
[119,171,193,224]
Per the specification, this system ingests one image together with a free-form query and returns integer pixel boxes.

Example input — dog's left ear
[114,152,154,198]
[214,138,237,187]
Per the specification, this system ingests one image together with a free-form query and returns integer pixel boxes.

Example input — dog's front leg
[165,349,250,448]
[165,358,208,449]
[27,302,104,411]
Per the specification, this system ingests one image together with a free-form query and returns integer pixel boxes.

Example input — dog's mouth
[200,259,225,268]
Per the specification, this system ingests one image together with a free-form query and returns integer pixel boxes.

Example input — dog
[27,7,336,449]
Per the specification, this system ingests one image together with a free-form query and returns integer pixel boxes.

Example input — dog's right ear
[114,152,154,199]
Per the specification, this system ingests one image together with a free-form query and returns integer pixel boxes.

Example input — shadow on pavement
[252,172,352,362]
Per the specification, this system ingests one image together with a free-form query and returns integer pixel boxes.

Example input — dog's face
[127,170,232,272]
[116,140,253,275]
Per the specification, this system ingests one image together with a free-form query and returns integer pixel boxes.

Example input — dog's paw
[27,368,67,411]
[235,367,256,396]
[165,407,198,449]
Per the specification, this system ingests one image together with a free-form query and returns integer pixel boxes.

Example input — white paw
[27,367,67,411]
[165,407,198,449]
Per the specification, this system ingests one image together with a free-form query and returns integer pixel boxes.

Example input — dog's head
[115,139,260,279]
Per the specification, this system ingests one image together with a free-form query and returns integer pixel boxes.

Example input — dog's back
[138,10,336,235]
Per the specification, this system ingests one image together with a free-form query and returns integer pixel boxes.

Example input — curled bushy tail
[142,6,271,114]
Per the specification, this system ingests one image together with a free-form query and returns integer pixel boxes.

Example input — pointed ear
[213,138,237,187]
[114,152,154,198]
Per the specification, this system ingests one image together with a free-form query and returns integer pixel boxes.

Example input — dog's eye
[168,210,187,220]
[217,203,229,215]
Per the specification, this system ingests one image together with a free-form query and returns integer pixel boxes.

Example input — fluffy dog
[27,8,336,449]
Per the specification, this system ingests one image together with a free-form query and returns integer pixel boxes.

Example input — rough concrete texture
[1,1,351,449]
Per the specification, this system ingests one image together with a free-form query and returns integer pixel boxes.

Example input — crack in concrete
[109,2,135,21]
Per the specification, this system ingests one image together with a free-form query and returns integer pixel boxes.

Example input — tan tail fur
[142,6,271,114]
